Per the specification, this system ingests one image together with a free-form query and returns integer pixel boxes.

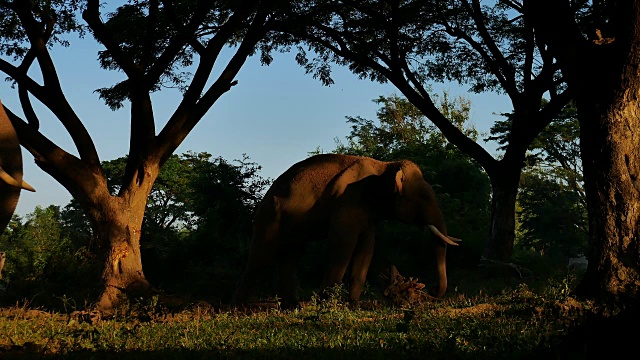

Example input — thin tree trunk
[483,166,520,262]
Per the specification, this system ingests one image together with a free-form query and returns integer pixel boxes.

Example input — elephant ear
[394,167,405,195]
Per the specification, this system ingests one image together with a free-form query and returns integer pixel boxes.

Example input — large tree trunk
[576,70,640,306]
[566,3,640,308]
[78,167,158,310]
[92,207,150,310]
[529,0,640,313]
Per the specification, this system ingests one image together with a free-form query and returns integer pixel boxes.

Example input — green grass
[0,270,594,359]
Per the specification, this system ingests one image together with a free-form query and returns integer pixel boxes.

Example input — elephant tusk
[0,166,36,192]
[20,179,36,192]
[427,225,461,246]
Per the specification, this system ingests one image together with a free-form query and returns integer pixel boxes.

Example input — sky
[1,34,511,217]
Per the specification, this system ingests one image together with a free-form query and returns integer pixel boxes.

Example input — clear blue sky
[1,34,510,216]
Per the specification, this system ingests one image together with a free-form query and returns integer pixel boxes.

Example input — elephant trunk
[433,241,447,298]
[424,218,461,299]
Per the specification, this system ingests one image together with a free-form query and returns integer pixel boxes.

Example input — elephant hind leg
[321,216,362,295]
[348,227,375,303]
[233,221,280,306]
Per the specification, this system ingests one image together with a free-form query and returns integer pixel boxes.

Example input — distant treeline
[0,95,587,309]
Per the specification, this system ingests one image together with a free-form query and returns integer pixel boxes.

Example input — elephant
[233,153,460,308]
[0,100,35,232]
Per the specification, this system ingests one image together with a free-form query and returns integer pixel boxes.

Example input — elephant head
[376,160,460,297]
[346,160,462,297]
[0,100,35,232]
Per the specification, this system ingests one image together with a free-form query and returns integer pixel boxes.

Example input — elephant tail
[427,225,461,246]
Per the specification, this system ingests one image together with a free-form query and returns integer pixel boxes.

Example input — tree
[530,1,640,307]
[55,152,270,298]
[178,153,270,297]
[335,93,478,159]
[274,0,571,263]
[490,101,587,259]
[0,0,289,309]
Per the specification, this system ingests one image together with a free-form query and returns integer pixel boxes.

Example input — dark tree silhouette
[531,0,640,308]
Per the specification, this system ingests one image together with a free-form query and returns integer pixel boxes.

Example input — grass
[0,269,597,359]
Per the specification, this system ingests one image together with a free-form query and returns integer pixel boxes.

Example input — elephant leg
[348,226,375,303]
[321,215,363,295]
[277,241,306,309]
[233,221,280,305]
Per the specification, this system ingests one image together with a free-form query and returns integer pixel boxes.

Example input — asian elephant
[234,154,460,308]
[0,100,35,232]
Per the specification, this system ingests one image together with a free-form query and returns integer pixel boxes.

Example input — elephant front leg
[277,242,306,310]
[321,216,362,296]
[348,227,375,304]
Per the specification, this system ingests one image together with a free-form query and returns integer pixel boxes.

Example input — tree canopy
[273,0,571,262]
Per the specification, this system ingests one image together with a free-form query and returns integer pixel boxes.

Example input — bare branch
[17,49,40,129]
[2,104,99,192]
[466,0,518,94]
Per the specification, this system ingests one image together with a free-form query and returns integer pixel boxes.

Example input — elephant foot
[279,298,301,311]
[348,299,360,310]
[231,288,250,307]
[428,286,445,301]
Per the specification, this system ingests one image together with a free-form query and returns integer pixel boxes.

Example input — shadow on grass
[0,346,577,360]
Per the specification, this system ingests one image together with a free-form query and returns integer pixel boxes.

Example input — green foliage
[91,0,280,110]
[111,153,268,296]
[517,171,587,257]
[336,93,478,159]
[284,1,548,94]
[167,153,271,298]
[0,1,84,60]
[6,152,270,305]
[0,206,96,307]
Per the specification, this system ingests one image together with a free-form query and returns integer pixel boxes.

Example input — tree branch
[145,0,212,86]
[83,0,143,80]
[3,105,103,196]
[466,0,518,97]
[529,0,586,86]
[156,1,267,163]
[302,20,499,174]
[10,2,100,165]
[17,49,40,130]
[442,21,518,99]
